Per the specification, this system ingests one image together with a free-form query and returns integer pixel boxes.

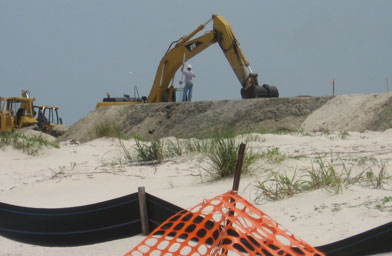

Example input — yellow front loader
[33,105,63,136]
[0,90,38,132]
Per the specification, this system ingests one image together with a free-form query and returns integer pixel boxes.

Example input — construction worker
[181,64,196,102]
[36,109,47,129]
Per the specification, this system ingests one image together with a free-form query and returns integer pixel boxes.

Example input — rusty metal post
[223,143,246,255]
[232,143,246,193]
[216,143,247,255]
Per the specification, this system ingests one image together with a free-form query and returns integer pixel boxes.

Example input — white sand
[301,93,392,132]
[1,131,392,256]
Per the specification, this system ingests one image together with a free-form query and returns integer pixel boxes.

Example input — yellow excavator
[96,14,278,108]
[0,90,38,132]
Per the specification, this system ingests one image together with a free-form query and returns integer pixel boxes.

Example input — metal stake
[232,143,246,193]
[333,79,335,96]
[138,186,150,235]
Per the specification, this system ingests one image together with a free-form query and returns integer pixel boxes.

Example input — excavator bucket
[125,190,324,256]
[241,84,279,99]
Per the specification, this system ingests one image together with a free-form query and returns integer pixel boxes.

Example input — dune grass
[0,132,59,155]
[255,157,391,202]
[258,147,287,164]
[118,131,259,177]
[94,120,124,139]
[203,136,258,178]
[111,127,391,200]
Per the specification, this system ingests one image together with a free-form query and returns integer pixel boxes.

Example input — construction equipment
[0,90,65,136]
[33,105,63,136]
[0,90,38,132]
[96,87,146,108]
[96,14,278,108]
[148,14,279,102]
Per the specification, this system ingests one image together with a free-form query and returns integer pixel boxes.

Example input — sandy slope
[59,93,392,143]
[59,96,332,142]
[302,93,392,132]
[1,129,392,255]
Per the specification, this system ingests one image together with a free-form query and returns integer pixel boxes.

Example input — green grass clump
[0,132,59,155]
[205,137,258,178]
[118,131,258,176]
[256,171,305,201]
[183,138,211,154]
[259,147,287,163]
[256,158,363,202]
[94,120,123,138]
[134,139,163,162]
[302,158,356,193]
[363,163,390,189]
[163,138,185,158]
[119,138,163,162]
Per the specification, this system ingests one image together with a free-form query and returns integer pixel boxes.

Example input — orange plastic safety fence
[125,190,325,256]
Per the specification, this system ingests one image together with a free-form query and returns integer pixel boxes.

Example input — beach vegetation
[363,162,389,189]
[256,170,305,201]
[339,131,350,139]
[375,196,392,211]
[0,132,59,155]
[352,156,378,165]
[258,147,287,163]
[134,139,163,162]
[183,138,211,154]
[302,158,358,193]
[50,162,77,179]
[94,120,123,139]
[163,137,186,157]
[255,158,368,202]
[204,136,258,178]
[118,131,259,176]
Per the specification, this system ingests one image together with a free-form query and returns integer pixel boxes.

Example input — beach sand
[1,129,391,255]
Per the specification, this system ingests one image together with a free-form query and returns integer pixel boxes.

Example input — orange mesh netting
[125,190,325,256]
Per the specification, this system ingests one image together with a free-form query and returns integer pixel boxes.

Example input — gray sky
[1,0,391,125]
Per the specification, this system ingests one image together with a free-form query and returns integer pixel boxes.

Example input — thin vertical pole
[332,79,335,96]
[221,143,246,255]
[387,77,389,92]
[232,143,246,193]
[138,186,150,235]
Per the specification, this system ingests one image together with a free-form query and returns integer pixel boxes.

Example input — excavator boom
[97,14,278,108]
[147,14,278,103]
[147,19,216,103]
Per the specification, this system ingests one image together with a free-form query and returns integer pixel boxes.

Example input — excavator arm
[147,18,216,103]
[147,14,278,103]
[213,15,254,90]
